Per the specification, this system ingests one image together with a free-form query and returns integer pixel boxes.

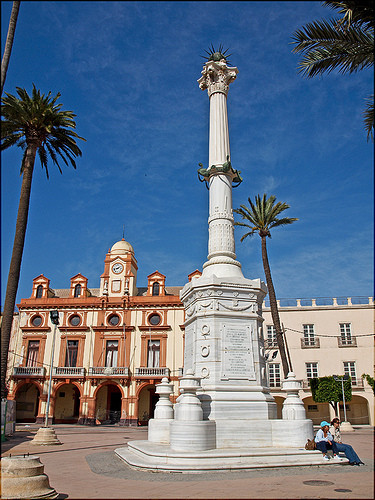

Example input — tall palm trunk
[1,143,37,398]
[261,235,290,378]
[1,1,21,95]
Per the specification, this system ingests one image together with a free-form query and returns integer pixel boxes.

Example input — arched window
[152,282,160,296]
[74,284,82,297]
[36,285,43,298]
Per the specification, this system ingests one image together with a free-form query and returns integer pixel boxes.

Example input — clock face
[112,263,124,274]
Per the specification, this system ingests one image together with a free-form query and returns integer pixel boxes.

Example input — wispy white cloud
[1,1,373,305]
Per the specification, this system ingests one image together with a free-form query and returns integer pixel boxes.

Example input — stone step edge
[126,441,325,459]
[115,448,348,473]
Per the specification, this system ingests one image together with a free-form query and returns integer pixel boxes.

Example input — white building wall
[263,297,374,425]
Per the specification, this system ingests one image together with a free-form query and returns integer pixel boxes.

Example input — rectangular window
[306,362,318,379]
[344,361,357,385]
[307,405,318,412]
[268,363,281,387]
[105,340,118,367]
[340,323,352,345]
[303,324,315,346]
[26,340,40,367]
[65,340,78,367]
[147,340,160,368]
[267,325,277,347]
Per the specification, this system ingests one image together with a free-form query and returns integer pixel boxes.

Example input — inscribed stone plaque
[221,325,255,380]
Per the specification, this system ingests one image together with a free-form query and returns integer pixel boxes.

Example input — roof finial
[122,224,125,240]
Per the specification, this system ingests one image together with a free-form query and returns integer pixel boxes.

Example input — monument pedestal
[181,274,276,427]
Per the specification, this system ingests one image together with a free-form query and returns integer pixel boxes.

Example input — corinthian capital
[198,60,238,97]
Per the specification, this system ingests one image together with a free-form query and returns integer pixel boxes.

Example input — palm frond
[292,18,374,77]
[1,85,85,178]
[363,94,374,141]
[234,194,298,239]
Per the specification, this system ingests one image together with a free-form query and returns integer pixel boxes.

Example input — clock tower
[100,238,138,297]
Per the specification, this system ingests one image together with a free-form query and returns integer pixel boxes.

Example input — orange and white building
[6,239,186,426]
[5,238,374,426]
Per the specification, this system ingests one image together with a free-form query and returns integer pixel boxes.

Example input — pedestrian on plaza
[315,420,343,461]
[329,418,365,466]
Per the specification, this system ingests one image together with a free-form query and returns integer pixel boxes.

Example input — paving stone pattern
[2,425,373,499]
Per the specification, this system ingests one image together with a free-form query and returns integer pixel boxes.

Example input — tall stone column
[180,54,275,447]
[197,59,243,279]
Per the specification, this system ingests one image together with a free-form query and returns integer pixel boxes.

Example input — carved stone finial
[198,60,239,97]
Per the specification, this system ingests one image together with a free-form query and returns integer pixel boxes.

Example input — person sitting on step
[329,418,364,466]
[315,421,343,461]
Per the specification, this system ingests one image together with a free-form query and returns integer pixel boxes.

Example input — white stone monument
[115,49,344,471]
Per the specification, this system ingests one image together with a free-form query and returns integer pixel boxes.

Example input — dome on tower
[110,238,134,255]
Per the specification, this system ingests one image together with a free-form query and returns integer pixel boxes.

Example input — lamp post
[30,310,61,445]
[333,374,353,431]
[45,310,59,427]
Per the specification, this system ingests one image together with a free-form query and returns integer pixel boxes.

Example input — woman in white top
[315,420,343,461]
[329,418,364,466]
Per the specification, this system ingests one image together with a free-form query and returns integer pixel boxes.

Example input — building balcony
[300,338,320,349]
[301,378,364,390]
[53,367,86,377]
[338,337,357,347]
[302,379,312,389]
[264,340,278,349]
[13,366,46,377]
[135,367,170,378]
[88,367,129,377]
[351,378,364,388]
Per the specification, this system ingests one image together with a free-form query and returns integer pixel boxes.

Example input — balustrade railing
[351,378,364,387]
[301,378,364,390]
[88,367,129,377]
[53,367,85,377]
[301,338,320,349]
[264,340,278,349]
[135,367,170,377]
[13,366,45,377]
[338,336,357,347]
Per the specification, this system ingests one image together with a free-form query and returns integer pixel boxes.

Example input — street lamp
[333,374,350,424]
[45,310,59,427]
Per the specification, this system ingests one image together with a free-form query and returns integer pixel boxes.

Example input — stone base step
[115,441,349,473]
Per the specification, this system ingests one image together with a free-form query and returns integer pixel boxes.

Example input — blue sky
[1,1,373,307]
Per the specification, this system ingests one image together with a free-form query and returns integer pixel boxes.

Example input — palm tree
[1,1,21,95]
[291,0,374,141]
[233,194,298,378]
[1,84,85,398]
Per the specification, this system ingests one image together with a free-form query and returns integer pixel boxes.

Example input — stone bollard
[154,377,174,419]
[340,421,355,432]
[170,369,216,451]
[1,455,58,499]
[281,372,307,420]
[148,377,174,444]
[31,427,61,445]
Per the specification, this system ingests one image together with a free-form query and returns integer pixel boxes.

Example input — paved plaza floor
[1,424,373,499]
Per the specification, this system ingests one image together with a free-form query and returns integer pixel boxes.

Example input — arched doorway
[138,384,159,425]
[303,396,330,425]
[339,395,369,424]
[54,384,81,423]
[15,383,40,423]
[95,383,122,424]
